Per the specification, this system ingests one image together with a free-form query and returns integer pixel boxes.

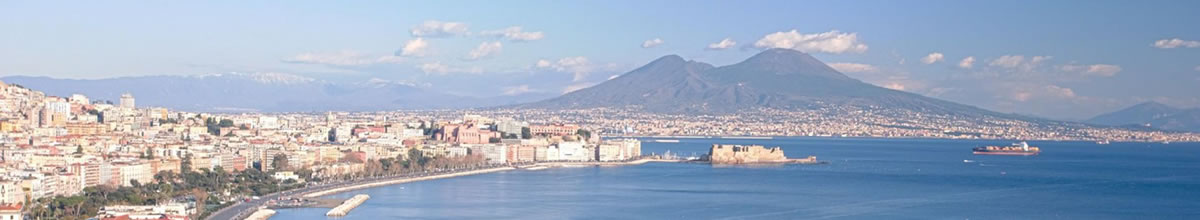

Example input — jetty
[244,209,276,220]
[326,194,370,217]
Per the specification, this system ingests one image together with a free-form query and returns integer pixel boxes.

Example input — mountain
[1086,102,1200,132]
[0,73,531,112]
[523,48,1014,118]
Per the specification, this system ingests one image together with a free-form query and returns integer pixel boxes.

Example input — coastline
[304,167,517,198]
[303,158,684,198]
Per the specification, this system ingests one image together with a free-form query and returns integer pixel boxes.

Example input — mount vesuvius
[521,48,1016,119]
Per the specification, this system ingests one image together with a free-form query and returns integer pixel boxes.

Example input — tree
[143,147,155,159]
[520,127,532,139]
[218,119,234,127]
[488,137,502,143]
[75,145,83,154]
[181,155,193,172]
[576,129,592,140]
[272,154,289,171]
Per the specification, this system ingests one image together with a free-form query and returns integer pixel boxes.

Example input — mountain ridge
[521,48,1025,120]
[1087,101,1200,132]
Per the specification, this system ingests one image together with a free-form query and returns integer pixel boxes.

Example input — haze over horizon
[3,1,1200,120]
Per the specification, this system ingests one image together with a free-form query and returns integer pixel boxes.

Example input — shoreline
[266,158,821,218]
[303,158,683,198]
[304,166,517,198]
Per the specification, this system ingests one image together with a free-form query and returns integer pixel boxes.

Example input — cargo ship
[973,141,1039,156]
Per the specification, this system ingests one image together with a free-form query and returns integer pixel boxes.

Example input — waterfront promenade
[207,159,685,220]
[205,165,512,220]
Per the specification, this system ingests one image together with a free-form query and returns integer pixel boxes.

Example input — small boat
[963,159,976,163]
[653,139,680,143]
[1096,140,1110,145]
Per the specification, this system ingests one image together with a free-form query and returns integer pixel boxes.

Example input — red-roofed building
[0,203,22,220]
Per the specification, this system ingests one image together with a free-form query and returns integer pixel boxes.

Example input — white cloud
[988,55,1051,70]
[283,51,405,66]
[921,52,944,64]
[410,20,469,37]
[563,82,594,94]
[707,38,736,50]
[642,38,664,48]
[417,62,483,75]
[465,41,502,60]
[535,56,594,81]
[418,62,448,74]
[480,26,544,41]
[365,77,431,88]
[883,82,906,91]
[753,30,868,54]
[397,38,429,57]
[1030,56,1052,64]
[828,62,878,73]
[535,59,552,68]
[989,55,1024,68]
[502,85,534,95]
[1152,38,1200,49]
[1010,85,1076,102]
[958,56,976,69]
[1059,64,1122,77]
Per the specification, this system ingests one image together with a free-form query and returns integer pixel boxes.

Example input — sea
[270,137,1200,219]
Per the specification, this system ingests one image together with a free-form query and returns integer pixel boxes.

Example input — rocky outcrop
[706,144,789,164]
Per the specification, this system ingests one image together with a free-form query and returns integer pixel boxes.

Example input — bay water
[271,138,1200,219]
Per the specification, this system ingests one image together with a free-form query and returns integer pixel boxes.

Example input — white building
[598,139,641,161]
[119,93,136,109]
[466,144,506,164]
[0,180,24,205]
[553,142,590,161]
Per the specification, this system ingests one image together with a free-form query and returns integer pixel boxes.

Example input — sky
[2,0,1199,120]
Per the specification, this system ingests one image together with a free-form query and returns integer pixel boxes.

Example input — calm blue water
[271,138,1200,219]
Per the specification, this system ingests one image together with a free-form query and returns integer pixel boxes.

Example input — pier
[326,194,370,217]
[243,209,276,220]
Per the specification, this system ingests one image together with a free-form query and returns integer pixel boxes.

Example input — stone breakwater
[244,209,276,220]
[326,194,370,217]
[706,144,817,164]
[304,167,516,198]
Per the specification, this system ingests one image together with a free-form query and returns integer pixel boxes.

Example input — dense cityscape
[1,74,1198,220]
[0,81,646,220]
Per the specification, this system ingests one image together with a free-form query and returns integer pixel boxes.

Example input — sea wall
[244,209,276,220]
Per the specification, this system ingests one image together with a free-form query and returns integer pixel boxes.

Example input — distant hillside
[1,73,536,112]
[522,48,1021,119]
[1087,102,1200,132]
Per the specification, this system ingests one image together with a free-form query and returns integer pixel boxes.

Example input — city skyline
[3,1,1200,119]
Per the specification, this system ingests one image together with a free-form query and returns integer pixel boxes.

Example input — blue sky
[2,0,1199,119]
